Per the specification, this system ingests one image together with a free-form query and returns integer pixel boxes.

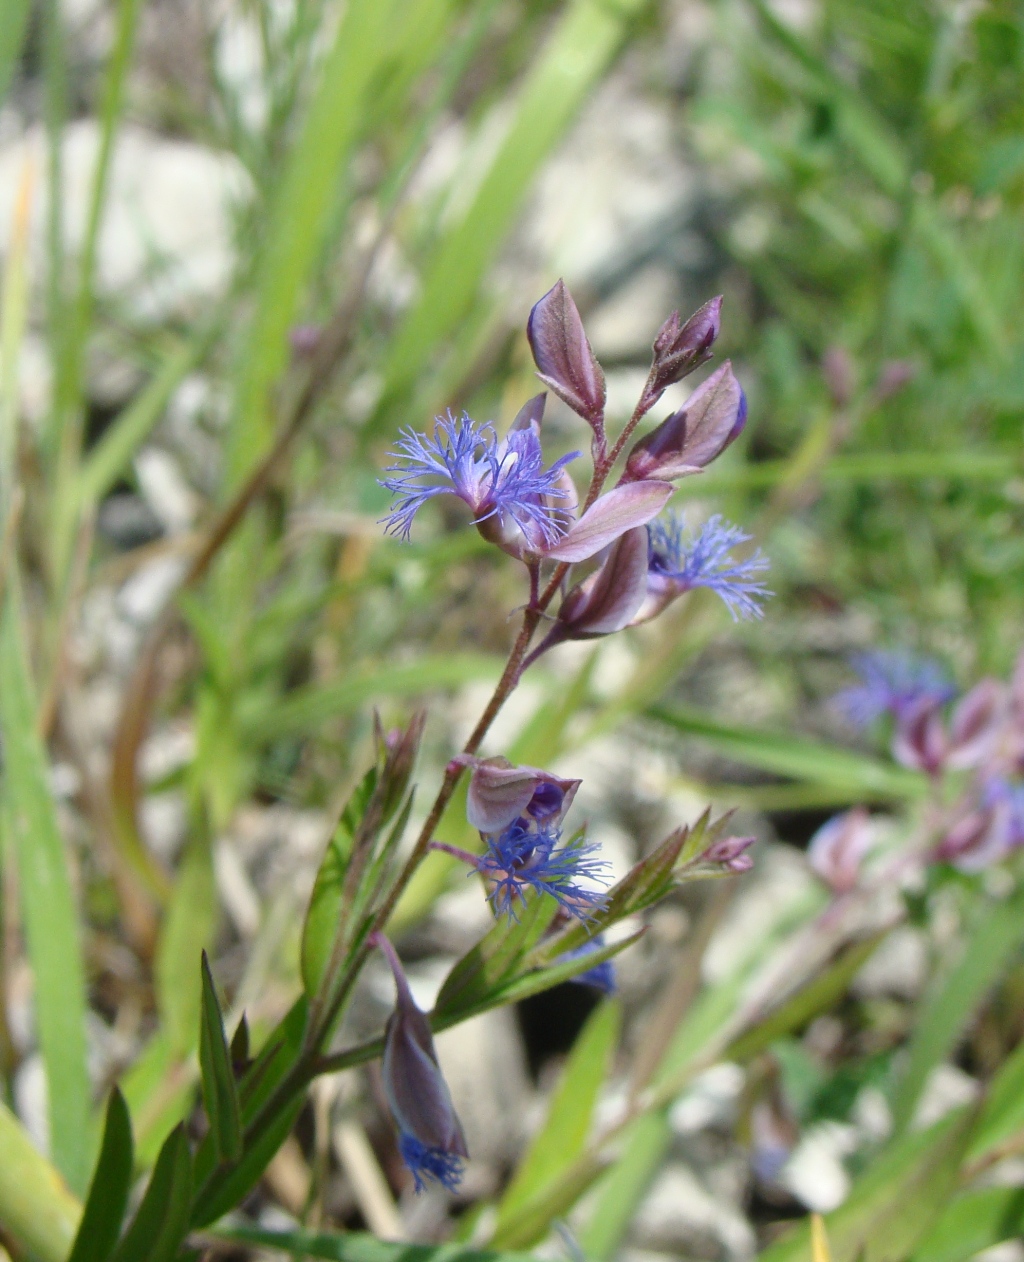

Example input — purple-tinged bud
[892,698,947,777]
[645,296,722,406]
[543,480,673,563]
[557,527,649,638]
[947,679,1003,770]
[289,323,322,358]
[509,392,547,437]
[622,363,746,484]
[702,834,756,873]
[377,710,426,819]
[807,808,873,895]
[873,360,917,403]
[374,933,467,1192]
[527,280,606,427]
[561,936,616,994]
[452,754,581,834]
[822,346,855,409]
[934,807,1009,872]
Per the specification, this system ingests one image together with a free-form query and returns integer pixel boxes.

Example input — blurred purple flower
[562,936,616,994]
[808,808,873,895]
[641,514,771,622]
[374,933,467,1192]
[833,651,954,730]
[527,279,606,428]
[380,411,578,544]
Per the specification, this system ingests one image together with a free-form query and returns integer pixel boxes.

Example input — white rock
[117,555,187,624]
[13,1054,49,1156]
[634,1163,756,1259]
[135,447,200,534]
[780,1121,857,1212]
[912,1063,980,1131]
[0,122,249,319]
[140,791,188,864]
[669,1063,746,1135]
[852,926,928,1000]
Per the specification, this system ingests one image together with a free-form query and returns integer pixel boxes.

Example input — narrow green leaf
[225,0,401,484]
[377,0,648,409]
[968,1034,1024,1163]
[579,1111,672,1262]
[109,1124,193,1262]
[74,337,202,511]
[155,834,217,1058]
[891,886,1024,1135]
[0,1097,82,1262]
[759,1108,979,1262]
[0,582,92,1193]
[243,655,503,740]
[212,1228,539,1262]
[199,952,243,1163]
[301,769,377,997]
[493,1000,621,1246]
[0,0,30,106]
[648,703,925,798]
[67,1088,134,1262]
[912,1187,1024,1262]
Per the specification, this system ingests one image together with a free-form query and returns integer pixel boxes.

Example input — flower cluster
[372,281,771,1193]
[814,650,1024,890]
[380,280,770,645]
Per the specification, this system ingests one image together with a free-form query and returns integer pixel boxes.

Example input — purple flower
[379,411,578,547]
[639,514,771,622]
[477,820,610,921]
[563,936,616,994]
[984,777,1024,848]
[374,933,468,1192]
[452,754,580,835]
[834,651,954,730]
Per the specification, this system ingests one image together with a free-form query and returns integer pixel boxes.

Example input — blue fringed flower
[477,820,610,921]
[380,412,578,542]
[647,513,771,621]
[563,937,616,993]
[398,1134,465,1193]
[834,651,955,729]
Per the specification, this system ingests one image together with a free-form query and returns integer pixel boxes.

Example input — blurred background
[1,0,1024,1257]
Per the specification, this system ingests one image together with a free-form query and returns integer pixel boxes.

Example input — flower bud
[702,834,756,874]
[377,711,426,821]
[374,933,467,1192]
[892,698,947,776]
[807,808,872,895]
[947,678,1002,770]
[557,527,650,638]
[622,363,746,484]
[452,754,581,834]
[934,808,1008,872]
[527,280,606,427]
[645,296,722,405]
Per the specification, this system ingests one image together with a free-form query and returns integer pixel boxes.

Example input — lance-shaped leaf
[109,1124,193,1262]
[66,1088,134,1262]
[558,527,649,637]
[543,481,672,563]
[644,295,722,404]
[527,279,606,424]
[199,952,242,1163]
[623,363,746,483]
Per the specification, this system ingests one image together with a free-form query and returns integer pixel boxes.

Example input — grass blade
[109,1124,193,1262]
[0,1098,82,1262]
[199,952,242,1163]
[67,1088,134,1262]
[0,579,92,1192]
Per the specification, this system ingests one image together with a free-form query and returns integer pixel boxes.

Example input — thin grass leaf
[492,1000,621,1247]
[376,0,648,411]
[911,1187,1024,1262]
[67,1088,134,1262]
[199,953,242,1164]
[891,885,1024,1135]
[578,1110,672,1262]
[968,1034,1024,1163]
[212,1229,539,1262]
[648,703,925,798]
[0,0,30,107]
[155,835,217,1058]
[108,1124,193,1262]
[0,580,92,1192]
[0,1098,82,1262]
